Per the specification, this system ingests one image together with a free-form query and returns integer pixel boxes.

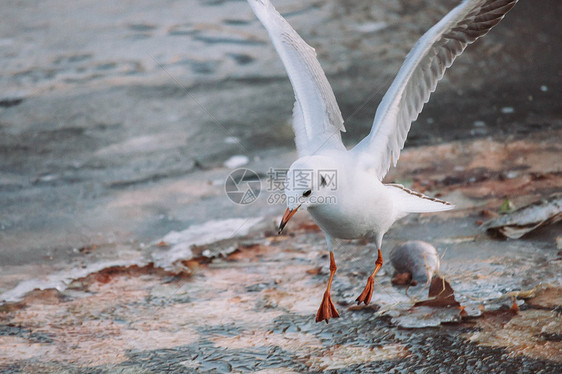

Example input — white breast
[308,177,396,240]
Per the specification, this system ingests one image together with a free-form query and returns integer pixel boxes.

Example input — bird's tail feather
[385,184,454,213]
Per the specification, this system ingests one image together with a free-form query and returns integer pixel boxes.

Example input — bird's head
[278,155,338,233]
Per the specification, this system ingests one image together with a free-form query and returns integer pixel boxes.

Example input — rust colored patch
[0,301,26,315]
[182,259,201,271]
[306,267,322,275]
[524,285,562,309]
[478,308,519,326]
[94,272,112,284]
[298,222,321,232]
[227,244,275,261]
[391,272,413,286]
[21,289,65,305]
[88,264,184,284]
[510,300,520,313]
[480,209,499,219]
[347,303,381,312]
[466,308,562,363]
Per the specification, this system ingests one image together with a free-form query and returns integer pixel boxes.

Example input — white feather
[386,184,455,215]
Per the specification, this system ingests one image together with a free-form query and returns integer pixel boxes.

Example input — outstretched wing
[351,0,518,180]
[248,0,346,156]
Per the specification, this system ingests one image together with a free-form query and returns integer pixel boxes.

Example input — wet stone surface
[1,0,562,372]
[1,131,561,371]
[1,203,561,372]
[2,130,561,372]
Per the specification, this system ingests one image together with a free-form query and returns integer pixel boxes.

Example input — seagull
[247,0,518,323]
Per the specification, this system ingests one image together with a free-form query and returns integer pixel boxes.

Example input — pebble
[224,155,249,169]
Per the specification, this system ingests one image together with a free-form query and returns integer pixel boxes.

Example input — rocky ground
[1,0,561,372]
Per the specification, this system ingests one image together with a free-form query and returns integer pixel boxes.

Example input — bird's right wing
[248,0,346,157]
[351,0,518,180]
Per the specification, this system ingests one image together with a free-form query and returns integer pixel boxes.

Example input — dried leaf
[414,276,459,308]
[484,193,562,239]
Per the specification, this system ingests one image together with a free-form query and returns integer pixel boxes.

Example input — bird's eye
[302,189,311,197]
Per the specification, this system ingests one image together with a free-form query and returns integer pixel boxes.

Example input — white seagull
[247,0,518,322]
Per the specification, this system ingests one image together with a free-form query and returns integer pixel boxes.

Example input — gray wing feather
[352,0,518,180]
[248,0,346,156]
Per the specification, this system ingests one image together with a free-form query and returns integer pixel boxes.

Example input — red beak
[278,205,301,234]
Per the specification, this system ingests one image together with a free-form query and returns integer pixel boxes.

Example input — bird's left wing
[248,0,346,156]
[351,0,518,180]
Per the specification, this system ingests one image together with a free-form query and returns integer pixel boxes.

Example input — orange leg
[356,248,383,305]
[316,252,340,323]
